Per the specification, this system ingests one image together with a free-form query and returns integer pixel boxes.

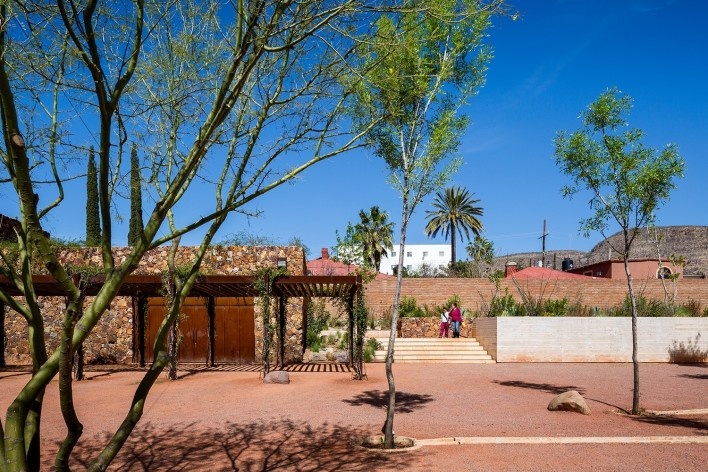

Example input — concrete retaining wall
[472,317,708,363]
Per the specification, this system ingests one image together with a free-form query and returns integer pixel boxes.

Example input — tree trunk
[384,211,409,448]
[623,234,641,415]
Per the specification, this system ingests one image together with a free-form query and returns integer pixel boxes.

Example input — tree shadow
[342,389,434,413]
[492,380,586,396]
[678,373,708,380]
[629,414,708,433]
[69,419,411,471]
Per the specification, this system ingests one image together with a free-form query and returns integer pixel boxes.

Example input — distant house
[504,263,594,280]
[567,258,683,280]
[378,243,450,275]
[307,248,360,276]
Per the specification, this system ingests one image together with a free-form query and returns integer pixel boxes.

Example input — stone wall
[3,246,306,365]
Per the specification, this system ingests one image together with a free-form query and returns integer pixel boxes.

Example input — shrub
[363,337,382,362]
[488,293,524,317]
[541,298,569,317]
[399,296,425,318]
[306,300,330,347]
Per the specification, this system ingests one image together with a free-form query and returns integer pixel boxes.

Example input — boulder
[547,390,591,415]
[263,370,290,384]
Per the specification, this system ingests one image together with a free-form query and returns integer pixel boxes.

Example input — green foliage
[128,143,144,247]
[253,266,287,374]
[355,206,395,271]
[555,88,684,242]
[488,292,524,317]
[425,187,484,264]
[306,300,330,348]
[333,222,365,266]
[540,298,569,317]
[363,337,383,363]
[399,296,426,318]
[219,231,279,246]
[85,147,101,247]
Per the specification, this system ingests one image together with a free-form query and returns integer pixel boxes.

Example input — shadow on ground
[629,414,708,433]
[342,389,434,413]
[492,380,586,396]
[69,419,410,471]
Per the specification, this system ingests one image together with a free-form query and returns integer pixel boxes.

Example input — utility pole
[539,220,548,267]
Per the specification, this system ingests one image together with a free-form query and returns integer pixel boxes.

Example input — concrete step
[370,337,495,363]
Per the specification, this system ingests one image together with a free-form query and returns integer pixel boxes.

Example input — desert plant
[399,296,425,318]
[306,300,331,348]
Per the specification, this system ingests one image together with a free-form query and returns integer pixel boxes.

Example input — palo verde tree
[0,1,383,470]
[348,0,505,448]
[554,88,684,415]
[127,143,143,247]
[85,147,101,246]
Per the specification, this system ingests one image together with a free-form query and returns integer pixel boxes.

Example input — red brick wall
[364,277,708,317]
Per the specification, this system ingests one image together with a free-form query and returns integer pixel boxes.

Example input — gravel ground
[1,362,706,471]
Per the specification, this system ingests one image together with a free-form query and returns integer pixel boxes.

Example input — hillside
[493,226,707,278]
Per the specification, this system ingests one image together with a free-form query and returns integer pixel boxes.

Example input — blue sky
[4,0,705,260]
[237,0,707,258]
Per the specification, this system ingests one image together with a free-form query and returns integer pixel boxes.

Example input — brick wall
[364,277,708,318]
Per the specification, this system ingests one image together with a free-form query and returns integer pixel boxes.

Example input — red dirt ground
[1,362,706,471]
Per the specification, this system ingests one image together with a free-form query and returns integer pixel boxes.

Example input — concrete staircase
[371,337,495,363]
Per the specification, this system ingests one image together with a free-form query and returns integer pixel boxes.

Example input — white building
[379,244,451,275]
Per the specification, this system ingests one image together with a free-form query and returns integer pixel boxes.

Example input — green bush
[399,296,425,318]
[541,298,569,317]
[363,337,382,362]
[488,293,524,317]
[306,300,330,347]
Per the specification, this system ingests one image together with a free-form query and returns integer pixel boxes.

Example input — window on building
[391,251,396,257]
[406,251,412,257]
[406,265,412,271]
[423,251,428,257]
[657,267,672,279]
[438,251,445,257]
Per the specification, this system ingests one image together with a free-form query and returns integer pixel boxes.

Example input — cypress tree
[128,143,144,246]
[85,147,101,246]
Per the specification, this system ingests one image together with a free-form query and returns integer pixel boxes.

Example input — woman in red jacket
[449,302,462,338]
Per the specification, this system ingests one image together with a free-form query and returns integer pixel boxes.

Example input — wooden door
[145,297,254,363]
[214,297,255,362]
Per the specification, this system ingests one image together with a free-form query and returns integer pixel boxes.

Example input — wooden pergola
[0,274,362,368]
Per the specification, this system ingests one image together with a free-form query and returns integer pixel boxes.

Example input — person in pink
[438,309,450,337]
[449,302,462,338]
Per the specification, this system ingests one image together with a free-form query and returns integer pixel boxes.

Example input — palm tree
[424,186,484,264]
[355,206,394,271]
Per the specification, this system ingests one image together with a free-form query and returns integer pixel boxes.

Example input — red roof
[306,248,395,279]
[510,266,595,280]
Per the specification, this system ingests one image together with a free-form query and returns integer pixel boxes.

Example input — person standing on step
[449,302,462,338]
[439,308,450,338]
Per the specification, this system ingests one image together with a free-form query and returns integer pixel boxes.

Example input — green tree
[127,143,144,247]
[355,206,394,271]
[425,186,484,265]
[348,0,503,448]
[85,147,101,246]
[466,234,495,277]
[554,88,684,415]
[0,1,379,469]
[333,222,366,266]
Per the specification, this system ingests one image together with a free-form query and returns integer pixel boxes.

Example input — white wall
[379,244,451,275]
[473,317,708,363]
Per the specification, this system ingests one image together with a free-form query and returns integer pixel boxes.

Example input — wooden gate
[145,297,255,363]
